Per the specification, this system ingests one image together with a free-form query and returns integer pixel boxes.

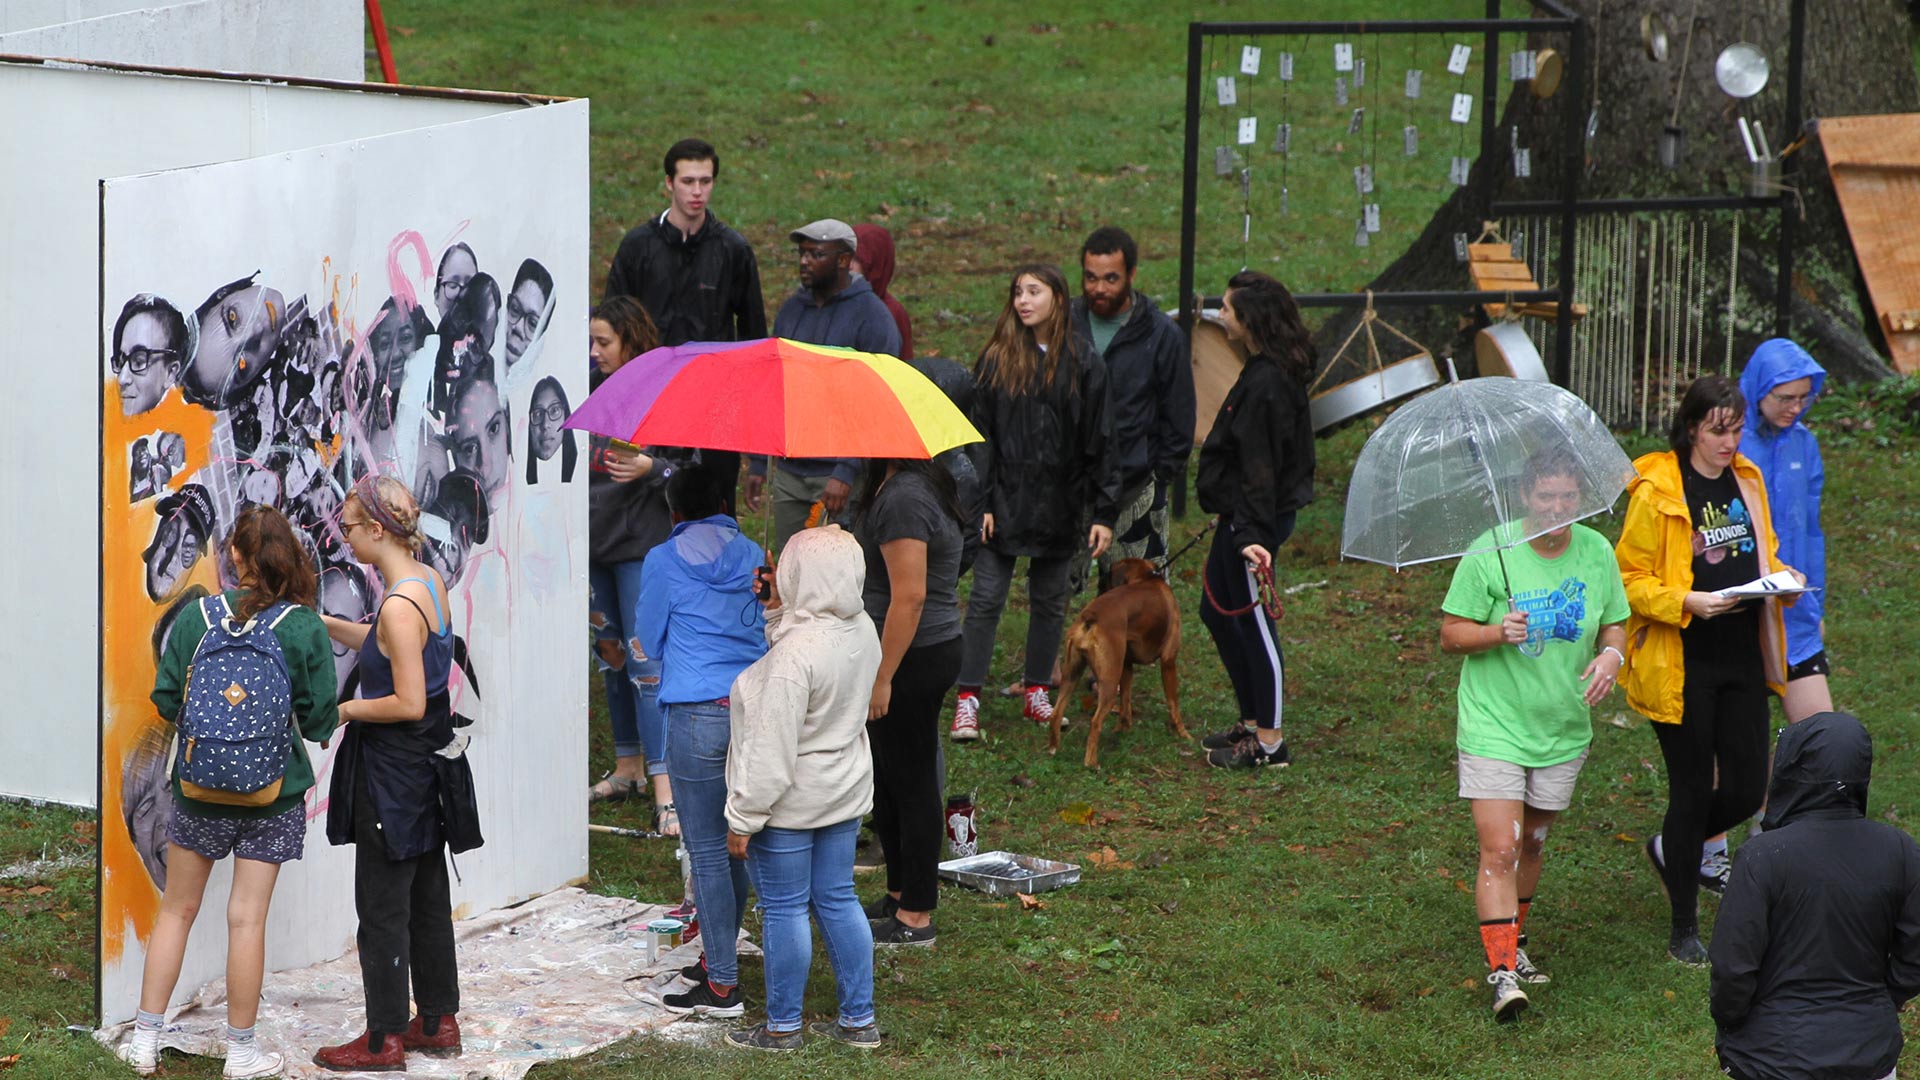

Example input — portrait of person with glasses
[525,374,576,483]
[111,294,194,417]
[504,258,554,374]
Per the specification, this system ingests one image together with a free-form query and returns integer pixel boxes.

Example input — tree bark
[1315,0,1917,387]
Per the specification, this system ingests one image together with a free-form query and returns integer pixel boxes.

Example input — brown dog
[1050,558,1191,767]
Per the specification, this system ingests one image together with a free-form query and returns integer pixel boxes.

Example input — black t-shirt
[857,470,963,649]
[1682,458,1763,650]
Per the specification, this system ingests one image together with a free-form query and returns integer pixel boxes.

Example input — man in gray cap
[746,218,902,552]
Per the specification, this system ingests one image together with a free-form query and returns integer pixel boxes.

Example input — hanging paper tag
[1354,219,1370,248]
[1365,204,1382,233]
[1447,44,1472,76]
[1449,156,1471,185]
[1404,125,1419,156]
[1510,51,1536,81]
[1241,45,1262,76]
[1215,146,1235,176]
[1405,69,1423,98]
[1216,76,1237,107]
[1353,164,1373,195]
[1348,108,1366,135]
[1238,117,1259,145]
[1450,93,1473,124]
[1355,58,1367,88]
[1333,43,1354,72]
[1278,53,1295,81]
[1453,233,1471,262]
[1335,76,1349,106]
[1272,123,1292,154]
[1513,147,1531,178]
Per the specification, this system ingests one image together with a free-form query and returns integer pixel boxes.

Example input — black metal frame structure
[1176,0,1806,386]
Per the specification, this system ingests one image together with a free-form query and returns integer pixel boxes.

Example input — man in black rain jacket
[1710,711,1920,1080]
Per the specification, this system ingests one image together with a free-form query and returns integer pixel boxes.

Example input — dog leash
[1154,517,1218,574]
[1203,560,1283,622]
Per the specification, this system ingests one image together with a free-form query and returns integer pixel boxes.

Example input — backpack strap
[266,602,300,630]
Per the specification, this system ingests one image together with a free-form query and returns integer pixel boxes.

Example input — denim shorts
[166,796,306,864]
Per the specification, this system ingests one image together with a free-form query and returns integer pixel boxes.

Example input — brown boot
[311,1029,405,1072]
[403,1013,462,1057]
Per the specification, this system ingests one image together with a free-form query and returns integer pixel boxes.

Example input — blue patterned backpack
[175,594,298,807]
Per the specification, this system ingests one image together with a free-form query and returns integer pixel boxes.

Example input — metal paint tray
[938,851,1081,896]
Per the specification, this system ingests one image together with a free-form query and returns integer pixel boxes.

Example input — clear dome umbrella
[1340,368,1636,593]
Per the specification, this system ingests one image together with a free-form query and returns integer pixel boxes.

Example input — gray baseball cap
[788,218,857,246]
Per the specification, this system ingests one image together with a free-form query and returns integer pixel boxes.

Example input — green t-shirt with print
[1441,523,1630,768]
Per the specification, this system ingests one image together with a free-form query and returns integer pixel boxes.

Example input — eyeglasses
[340,517,373,535]
[530,402,569,424]
[1767,389,1818,407]
[112,347,178,375]
[506,296,543,333]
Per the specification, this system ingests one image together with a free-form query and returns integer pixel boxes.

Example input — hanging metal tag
[1239,168,1251,200]
[1450,93,1473,124]
[1348,107,1366,135]
[1404,125,1419,156]
[1448,44,1472,76]
[1449,156,1471,185]
[1334,43,1354,72]
[1354,163,1373,195]
[1279,52,1295,81]
[1355,58,1367,88]
[1238,116,1259,145]
[1335,76,1349,106]
[1215,146,1235,176]
[1365,204,1382,233]
[1216,76,1237,107]
[1241,45,1262,76]
[1510,232,1526,259]
[1354,219,1370,248]
[1281,185,1289,215]
[1513,147,1532,178]
[1405,69,1423,98]
[1453,233,1471,262]
[1272,123,1292,154]
[1510,51,1536,81]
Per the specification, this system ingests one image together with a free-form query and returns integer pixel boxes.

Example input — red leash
[1203,560,1283,621]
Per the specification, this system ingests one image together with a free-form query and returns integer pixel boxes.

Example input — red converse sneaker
[950,692,982,741]
[1023,685,1058,727]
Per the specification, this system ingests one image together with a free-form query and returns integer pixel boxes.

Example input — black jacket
[1710,711,1920,1080]
[603,210,767,347]
[1195,354,1314,552]
[584,368,737,565]
[1070,292,1195,491]
[970,340,1120,558]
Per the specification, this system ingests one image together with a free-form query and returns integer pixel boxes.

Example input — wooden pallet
[1818,114,1920,374]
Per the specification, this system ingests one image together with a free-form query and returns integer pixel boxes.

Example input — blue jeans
[745,818,875,1033]
[589,560,665,773]
[666,701,750,986]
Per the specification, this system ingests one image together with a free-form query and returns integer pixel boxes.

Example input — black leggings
[870,636,962,912]
[1651,627,1770,931]
[1199,517,1292,731]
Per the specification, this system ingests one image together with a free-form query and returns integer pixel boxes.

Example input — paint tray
[937,851,1081,896]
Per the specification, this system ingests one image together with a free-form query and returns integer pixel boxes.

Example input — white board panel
[0,62,519,808]
[0,0,363,81]
[96,97,590,1023]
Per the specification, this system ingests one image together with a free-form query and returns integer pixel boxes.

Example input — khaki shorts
[1457,749,1589,811]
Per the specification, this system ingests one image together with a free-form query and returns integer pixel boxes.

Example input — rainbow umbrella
[564,337,981,458]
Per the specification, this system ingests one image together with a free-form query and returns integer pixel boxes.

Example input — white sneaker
[223,1041,284,1079]
[1513,946,1550,984]
[950,694,981,741]
[1488,969,1529,1021]
[117,1031,160,1075]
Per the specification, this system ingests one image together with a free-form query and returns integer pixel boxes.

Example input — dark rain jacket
[1710,711,1920,1080]
[1195,353,1315,553]
[751,277,904,485]
[970,339,1120,558]
[603,210,767,347]
[1070,291,1195,492]
[1738,338,1828,666]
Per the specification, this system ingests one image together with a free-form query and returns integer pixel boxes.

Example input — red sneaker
[312,1030,405,1072]
[402,1013,462,1057]
[1023,685,1057,726]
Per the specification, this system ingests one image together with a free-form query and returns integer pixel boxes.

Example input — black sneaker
[661,980,744,1017]
[725,1024,803,1052]
[1488,968,1529,1021]
[808,1020,881,1050]
[1207,737,1289,769]
[1699,851,1732,895]
[677,958,708,985]
[1668,931,1709,968]
[1200,721,1255,750]
[870,914,937,947]
[863,893,899,921]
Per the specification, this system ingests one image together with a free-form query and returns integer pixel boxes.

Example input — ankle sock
[709,982,735,996]
[225,1024,254,1045]
[136,1009,164,1033]
[1479,918,1518,973]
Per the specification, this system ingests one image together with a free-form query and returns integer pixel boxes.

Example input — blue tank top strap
[389,576,450,637]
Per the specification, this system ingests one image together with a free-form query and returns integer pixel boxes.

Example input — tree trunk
[1315,0,1916,389]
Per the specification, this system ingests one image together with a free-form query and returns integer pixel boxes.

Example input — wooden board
[1190,315,1246,444]
[1818,114,1920,373]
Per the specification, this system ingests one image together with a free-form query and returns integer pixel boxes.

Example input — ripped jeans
[588,559,665,775]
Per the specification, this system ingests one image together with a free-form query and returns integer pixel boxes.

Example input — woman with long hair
[314,475,477,1071]
[120,506,339,1078]
[853,456,966,945]
[1615,375,1801,966]
[1195,271,1317,768]
[525,375,577,483]
[950,264,1118,741]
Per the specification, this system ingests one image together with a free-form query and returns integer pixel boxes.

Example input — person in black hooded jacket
[1194,271,1316,769]
[1710,711,1920,1080]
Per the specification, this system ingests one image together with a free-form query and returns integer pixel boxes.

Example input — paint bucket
[645,917,685,964]
[945,793,978,858]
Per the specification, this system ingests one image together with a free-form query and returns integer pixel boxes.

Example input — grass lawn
[6,2,1920,1077]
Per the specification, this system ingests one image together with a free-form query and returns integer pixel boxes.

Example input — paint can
[645,917,685,964]
[945,793,977,858]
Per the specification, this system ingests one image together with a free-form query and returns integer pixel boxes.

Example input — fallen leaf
[0,1054,18,1070]
[1017,892,1045,911]
[1285,843,1307,854]
[393,25,416,37]
[1615,833,1639,843]
[1459,978,1477,990]
[1059,802,1095,826]
[1085,846,1134,870]
[1664,989,1675,1000]
[1157,900,1179,914]
[1009,774,1036,789]
[0,1017,10,1037]
[1097,1009,1120,1023]
[24,887,50,896]
[1416,987,1435,997]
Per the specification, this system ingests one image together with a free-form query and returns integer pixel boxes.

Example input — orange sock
[1516,897,1533,944]
[1479,919,1518,973]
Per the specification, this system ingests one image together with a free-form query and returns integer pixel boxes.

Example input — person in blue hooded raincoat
[1737,338,1831,722]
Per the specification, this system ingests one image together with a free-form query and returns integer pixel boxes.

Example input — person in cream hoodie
[724,525,885,1053]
